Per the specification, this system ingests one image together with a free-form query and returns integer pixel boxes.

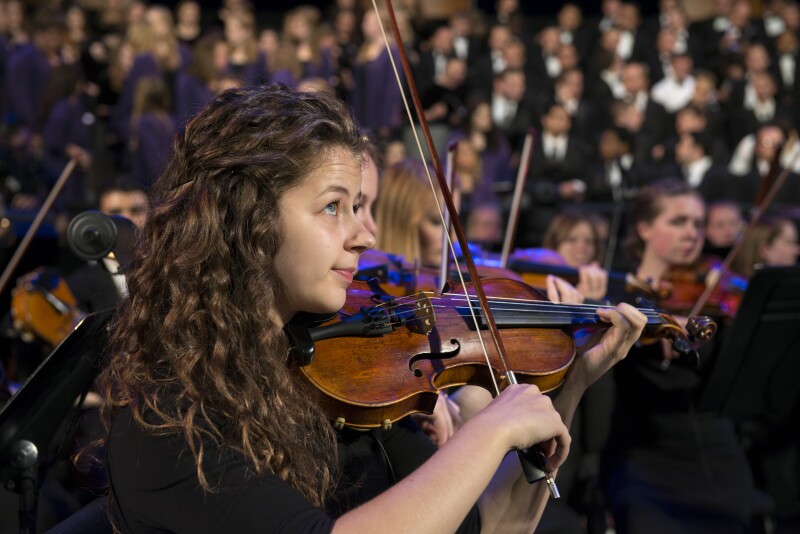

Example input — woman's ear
[758,240,772,265]
[635,220,652,243]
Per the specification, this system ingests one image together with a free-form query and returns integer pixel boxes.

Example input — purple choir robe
[110,53,160,143]
[227,52,269,86]
[5,43,52,130]
[42,97,91,208]
[446,129,514,192]
[129,112,176,188]
[174,72,214,130]
[349,46,403,134]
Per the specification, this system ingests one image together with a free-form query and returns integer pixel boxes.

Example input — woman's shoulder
[107,404,335,533]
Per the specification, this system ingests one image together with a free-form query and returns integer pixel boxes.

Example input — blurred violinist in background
[731,215,800,277]
[541,211,609,301]
[602,179,755,534]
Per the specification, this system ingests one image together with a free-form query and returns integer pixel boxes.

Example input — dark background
[186,0,667,25]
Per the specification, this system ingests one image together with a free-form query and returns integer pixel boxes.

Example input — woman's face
[556,221,596,267]
[761,222,800,266]
[638,195,705,267]
[418,195,443,267]
[225,18,250,47]
[705,205,742,247]
[273,148,375,323]
[286,13,312,42]
[361,11,380,41]
[471,103,492,132]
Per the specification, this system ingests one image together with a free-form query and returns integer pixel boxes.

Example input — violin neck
[507,259,628,284]
[456,299,662,329]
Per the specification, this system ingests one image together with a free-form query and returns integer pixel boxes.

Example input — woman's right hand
[469,384,571,472]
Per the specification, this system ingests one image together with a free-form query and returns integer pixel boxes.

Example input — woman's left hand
[565,303,647,395]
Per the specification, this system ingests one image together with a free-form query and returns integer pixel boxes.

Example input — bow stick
[0,158,78,296]
[438,142,457,290]
[500,128,536,269]
[373,0,559,497]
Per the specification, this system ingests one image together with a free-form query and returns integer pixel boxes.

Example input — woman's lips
[332,268,355,283]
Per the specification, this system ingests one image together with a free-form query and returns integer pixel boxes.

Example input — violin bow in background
[0,158,78,296]
[438,142,457,291]
[371,0,560,497]
[500,128,536,269]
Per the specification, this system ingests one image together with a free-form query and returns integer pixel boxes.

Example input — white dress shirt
[683,156,713,188]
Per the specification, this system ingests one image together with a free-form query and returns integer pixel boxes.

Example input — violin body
[292,277,716,430]
[661,256,747,318]
[296,279,575,430]
[11,270,83,346]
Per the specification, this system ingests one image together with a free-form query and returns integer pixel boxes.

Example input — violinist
[731,216,799,277]
[100,85,647,533]
[358,142,467,447]
[602,179,755,533]
[541,211,610,301]
[374,158,586,303]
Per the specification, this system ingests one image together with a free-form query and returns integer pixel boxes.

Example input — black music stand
[698,266,800,425]
[0,310,112,534]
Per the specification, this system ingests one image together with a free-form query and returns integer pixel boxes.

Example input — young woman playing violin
[100,85,647,533]
[373,158,590,304]
[540,211,610,301]
[602,179,755,534]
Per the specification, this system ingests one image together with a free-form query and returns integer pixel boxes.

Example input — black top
[107,406,481,533]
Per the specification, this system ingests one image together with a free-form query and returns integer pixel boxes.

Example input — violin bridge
[408,293,435,334]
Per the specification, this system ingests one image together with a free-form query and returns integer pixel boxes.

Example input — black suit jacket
[528,133,588,203]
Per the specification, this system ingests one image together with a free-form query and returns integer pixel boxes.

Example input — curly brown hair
[99,84,367,507]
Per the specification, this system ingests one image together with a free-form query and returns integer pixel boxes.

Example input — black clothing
[601,340,754,534]
[66,262,121,314]
[107,406,481,533]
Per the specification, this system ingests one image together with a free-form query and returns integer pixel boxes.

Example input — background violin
[10,269,84,347]
[660,255,747,319]
[288,279,716,430]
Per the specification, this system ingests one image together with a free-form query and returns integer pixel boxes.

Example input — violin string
[371,0,503,396]
[366,292,662,320]
[369,294,663,321]
[377,288,662,314]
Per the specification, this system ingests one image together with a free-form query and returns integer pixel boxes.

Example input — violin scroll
[686,316,717,343]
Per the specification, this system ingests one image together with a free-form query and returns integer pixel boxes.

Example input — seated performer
[602,179,756,534]
[100,84,646,533]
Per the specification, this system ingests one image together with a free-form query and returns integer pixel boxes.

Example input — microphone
[66,211,138,270]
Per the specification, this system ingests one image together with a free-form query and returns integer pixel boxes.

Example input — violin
[286,279,716,430]
[10,270,84,346]
[660,256,748,318]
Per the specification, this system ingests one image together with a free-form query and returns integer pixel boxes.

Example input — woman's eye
[324,201,339,215]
